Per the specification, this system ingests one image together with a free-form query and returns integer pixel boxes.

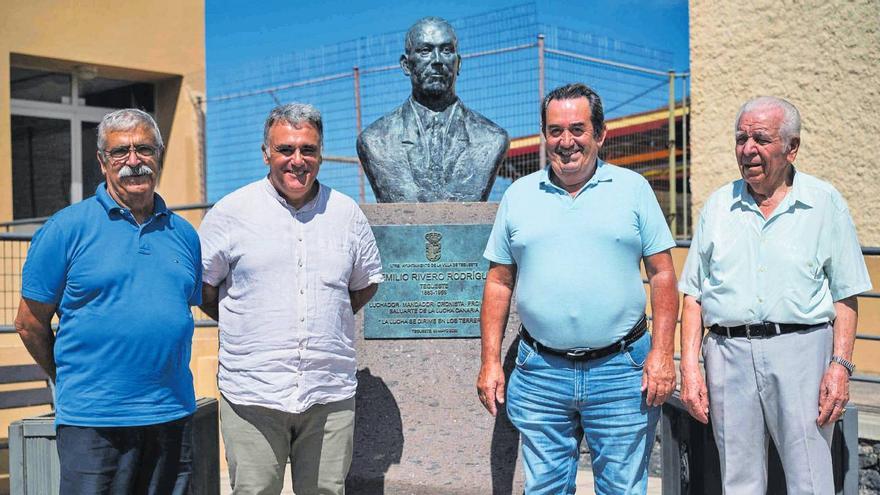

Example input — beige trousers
[220,394,355,495]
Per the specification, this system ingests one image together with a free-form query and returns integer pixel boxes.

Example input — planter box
[9,397,219,495]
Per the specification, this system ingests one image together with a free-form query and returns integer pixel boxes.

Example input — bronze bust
[357,17,509,202]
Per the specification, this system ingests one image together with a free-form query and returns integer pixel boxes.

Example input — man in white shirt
[199,103,383,495]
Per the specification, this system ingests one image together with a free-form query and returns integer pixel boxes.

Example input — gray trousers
[703,323,834,495]
[220,394,355,495]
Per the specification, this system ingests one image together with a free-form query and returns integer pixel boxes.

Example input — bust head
[400,17,461,110]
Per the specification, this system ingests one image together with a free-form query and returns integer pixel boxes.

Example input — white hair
[735,96,801,150]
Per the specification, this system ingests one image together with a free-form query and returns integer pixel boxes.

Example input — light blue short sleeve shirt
[679,169,872,327]
[484,161,675,349]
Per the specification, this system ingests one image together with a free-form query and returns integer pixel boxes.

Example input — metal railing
[0,220,878,387]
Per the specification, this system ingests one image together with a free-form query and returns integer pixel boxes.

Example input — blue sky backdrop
[204,1,689,202]
[207,0,689,74]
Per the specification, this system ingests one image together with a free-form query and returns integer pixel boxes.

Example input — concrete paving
[219,469,663,494]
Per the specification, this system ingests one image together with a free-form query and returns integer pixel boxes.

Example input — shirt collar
[732,165,812,210]
[262,175,324,213]
[539,159,613,194]
[94,182,168,217]
[409,96,459,123]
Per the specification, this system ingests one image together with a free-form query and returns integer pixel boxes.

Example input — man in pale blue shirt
[679,96,872,495]
[477,83,678,494]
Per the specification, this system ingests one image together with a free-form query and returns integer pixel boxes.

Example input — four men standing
[10,48,873,495]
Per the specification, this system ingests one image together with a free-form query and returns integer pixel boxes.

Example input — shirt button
[758,297,764,303]
[298,238,303,242]
[300,317,305,322]
[298,261,303,267]
[300,289,305,294]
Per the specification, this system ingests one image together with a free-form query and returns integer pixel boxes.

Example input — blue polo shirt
[21,183,201,426]
[484,162,675,349]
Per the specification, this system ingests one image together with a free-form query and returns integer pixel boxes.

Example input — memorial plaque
[365,224,491,339]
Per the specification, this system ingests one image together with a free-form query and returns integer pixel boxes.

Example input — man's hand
[642,249,678,407]
[679,295,709,422]
[679,364,709,423]
[477,362,506,416]
[642,348,675,406]
[817,363,849,426]
[817,296,858,427]
[478,262,516,417]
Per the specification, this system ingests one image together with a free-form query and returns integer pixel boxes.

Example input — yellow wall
[688,0,880,245]
[0,1,205,489]
[0,0,206,222]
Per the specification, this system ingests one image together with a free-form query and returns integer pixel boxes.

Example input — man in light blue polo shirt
[477,83,678,494]
[15,109,201,494]
[679,96,871,494]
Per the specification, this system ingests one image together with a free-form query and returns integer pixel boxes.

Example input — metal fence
[1,225,878,384]
[205,3,691,236]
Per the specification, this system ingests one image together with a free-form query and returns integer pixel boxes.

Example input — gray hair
[262,103,323,149]
[404,17,458,53]
[97,108,163,152]
[735,96,801,150]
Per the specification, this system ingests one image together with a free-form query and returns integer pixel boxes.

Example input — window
[10,64,157,219]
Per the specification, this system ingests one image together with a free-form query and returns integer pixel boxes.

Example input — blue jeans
[506,332,658,495]
[56,415,193,495]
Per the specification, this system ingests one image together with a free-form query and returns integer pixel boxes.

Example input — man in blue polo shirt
[14,108,201,494]
[477,83,678,494]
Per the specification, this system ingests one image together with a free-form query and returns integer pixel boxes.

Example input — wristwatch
[830,355,855,376]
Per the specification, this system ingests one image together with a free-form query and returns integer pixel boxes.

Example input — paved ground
[219,469,663,494]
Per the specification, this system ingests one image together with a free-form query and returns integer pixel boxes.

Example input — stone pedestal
[347,203,524,494]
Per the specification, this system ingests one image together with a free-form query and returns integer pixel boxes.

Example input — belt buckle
[566,348,590,358]
[745,322,770,339]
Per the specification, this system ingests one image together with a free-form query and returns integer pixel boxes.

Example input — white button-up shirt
[200,178,382,413]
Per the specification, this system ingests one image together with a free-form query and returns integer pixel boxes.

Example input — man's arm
[679,295,709,423]
[199,283,220,321]
[817,296,858,426]
[642,250,678,406]
[477,262,516,417]
[350,283,379,314]
[14,298,57,381]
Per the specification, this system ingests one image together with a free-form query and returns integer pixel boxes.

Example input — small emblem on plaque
[424,231,442,262]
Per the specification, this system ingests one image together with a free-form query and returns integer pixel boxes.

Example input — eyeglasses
[103,144,158,161]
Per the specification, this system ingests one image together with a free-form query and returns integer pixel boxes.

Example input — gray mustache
[118,165,154,179]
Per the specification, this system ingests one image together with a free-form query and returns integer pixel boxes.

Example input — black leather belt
[709,321,825,339]
[519,315,647,361]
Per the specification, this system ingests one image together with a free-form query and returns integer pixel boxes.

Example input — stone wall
[689,0,880,245]
[862,439,880,494]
